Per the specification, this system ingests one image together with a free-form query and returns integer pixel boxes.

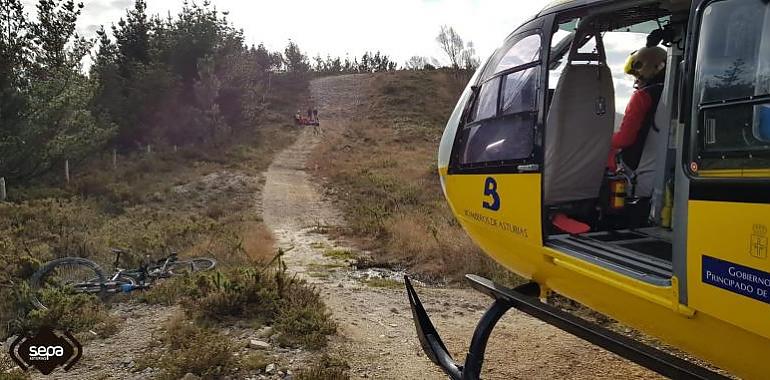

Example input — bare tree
[404,56,427,70]
[436,25,464,69]
[460,41,480,71]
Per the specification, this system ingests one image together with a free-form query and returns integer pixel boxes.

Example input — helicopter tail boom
[404,274,727,380]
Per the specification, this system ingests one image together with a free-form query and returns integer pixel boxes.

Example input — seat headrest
[567,32,607,65]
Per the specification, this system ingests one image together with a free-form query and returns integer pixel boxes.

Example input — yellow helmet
[623,46,667,83]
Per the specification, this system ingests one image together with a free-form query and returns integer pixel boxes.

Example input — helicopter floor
[546,228,673,286]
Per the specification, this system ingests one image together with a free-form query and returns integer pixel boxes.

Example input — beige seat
[544,33,615,206]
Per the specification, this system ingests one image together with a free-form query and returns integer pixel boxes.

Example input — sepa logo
[8,326,82,375]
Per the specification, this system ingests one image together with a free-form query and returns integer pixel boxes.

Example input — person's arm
[612,90,653,149]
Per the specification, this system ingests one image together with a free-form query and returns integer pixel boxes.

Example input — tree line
[0,0,475,182]
[0,0,402,182]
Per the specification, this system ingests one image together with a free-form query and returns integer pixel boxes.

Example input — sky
[24,0,549,65]
[21,0,646,110]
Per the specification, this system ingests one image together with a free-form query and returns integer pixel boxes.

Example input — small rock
[390,307,399,314]
[256,326,273,338]
[3,336,17,351]
[265,363,276,374]
[277,370,284,376]
[181,373,201,380]
[249,339,271,350]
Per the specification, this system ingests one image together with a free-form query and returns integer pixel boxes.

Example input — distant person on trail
[307,107,313,122]
[294,110,302,126]
[313,108,318,122]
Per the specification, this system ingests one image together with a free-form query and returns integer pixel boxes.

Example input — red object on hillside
[294,115,319,126]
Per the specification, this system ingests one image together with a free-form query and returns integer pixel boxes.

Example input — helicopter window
[502,67,539,115]
[458,114,536,165]
[483,29,542,80]
[695,0,768,104]
[692,0,770,170]
[470,76,501,122]
[494,34,541,74]
[455,30,542,167]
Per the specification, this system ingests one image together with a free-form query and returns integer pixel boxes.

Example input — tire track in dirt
[261,74,660,379]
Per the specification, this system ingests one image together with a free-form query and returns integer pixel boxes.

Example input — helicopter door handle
[517,164,539,172]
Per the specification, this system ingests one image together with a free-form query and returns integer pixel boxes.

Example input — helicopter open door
[439,18,546,278]
[683,0,770,346]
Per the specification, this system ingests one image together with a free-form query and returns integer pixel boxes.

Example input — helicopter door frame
[681,0,770,342]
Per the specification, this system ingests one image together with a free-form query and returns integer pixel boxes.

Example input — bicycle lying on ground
[29,248,216,309]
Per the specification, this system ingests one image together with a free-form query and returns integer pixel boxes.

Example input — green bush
[23,287,117,337]
[146,314,235,380]
[296,354,350,380]
[273,284,336,349]
[140,259,337,350]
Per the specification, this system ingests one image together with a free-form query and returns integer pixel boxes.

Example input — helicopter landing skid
[404,275,727,380]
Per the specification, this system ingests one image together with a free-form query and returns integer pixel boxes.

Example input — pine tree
[283,40,309,73]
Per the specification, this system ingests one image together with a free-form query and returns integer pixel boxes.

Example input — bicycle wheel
[29,257,106,310]
[190,257,216,271]
[167,258,216,275]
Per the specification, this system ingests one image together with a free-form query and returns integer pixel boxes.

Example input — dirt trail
[261,75,659,379]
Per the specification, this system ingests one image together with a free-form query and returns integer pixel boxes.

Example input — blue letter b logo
[482,177,500,211]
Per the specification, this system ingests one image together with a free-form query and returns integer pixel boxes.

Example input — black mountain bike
[29,248,216,310]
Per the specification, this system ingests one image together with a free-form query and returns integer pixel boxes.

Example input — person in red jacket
[607,46,667,228]
[608,46,667,172]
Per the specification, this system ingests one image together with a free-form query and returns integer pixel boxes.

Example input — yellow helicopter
[405,0,770,379]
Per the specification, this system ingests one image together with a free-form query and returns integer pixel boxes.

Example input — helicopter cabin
[446,0,770,287]
[430,0,770,376]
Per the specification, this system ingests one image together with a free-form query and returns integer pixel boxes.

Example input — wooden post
[0,177,6,201]
[146,144,151,154]
[112,149,117,170]
[65,160,70,183]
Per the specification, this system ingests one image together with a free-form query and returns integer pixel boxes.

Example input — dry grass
[311,70,523,285]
